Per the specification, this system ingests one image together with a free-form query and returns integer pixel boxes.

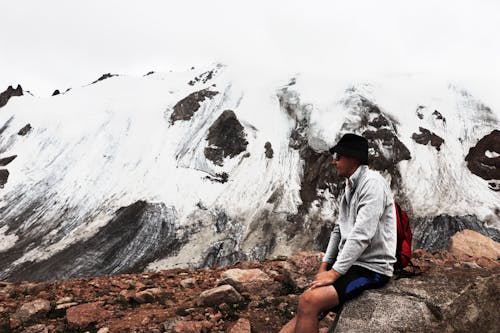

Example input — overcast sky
[1,0,499,96]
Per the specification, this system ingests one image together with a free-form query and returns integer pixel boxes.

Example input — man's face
[332,153,359,178]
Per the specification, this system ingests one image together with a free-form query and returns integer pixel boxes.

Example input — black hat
[329,133,368,165]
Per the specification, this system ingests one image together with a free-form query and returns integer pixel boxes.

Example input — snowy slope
[0,65,498,281]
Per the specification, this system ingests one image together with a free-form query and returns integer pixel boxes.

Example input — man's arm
[320,223,341,273]
[332,179,385,275]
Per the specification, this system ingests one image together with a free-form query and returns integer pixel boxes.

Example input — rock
[55,297,73,305]
[278,252,323,291]
[0,155,16,166]
[134,288,165,303]
[198,285,243,306]
[220,268,280,294]
[228,318,251,333]
[170,88,219,124]
[0,169,8,188]
[181,278,196,288]
[264,142,274,158]
[18,124,32,136]
[12,299,51,324]
[21,324,49,333]
[449,229,500,259]
[174,320,213,333]
[465,130,500,181]
[66,302,112,329]
[96,328,110,333]
[204,110,248,166]
[334,271,500,332]
[55,302,79,310]
[0,84,23,108]
[411,127,445,151]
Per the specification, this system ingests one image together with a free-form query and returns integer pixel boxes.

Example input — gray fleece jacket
[322,165,397,277]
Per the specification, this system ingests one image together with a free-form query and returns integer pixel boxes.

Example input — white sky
[1,0,499,96]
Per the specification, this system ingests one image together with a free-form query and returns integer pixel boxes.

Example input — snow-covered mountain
[0,64,498,281]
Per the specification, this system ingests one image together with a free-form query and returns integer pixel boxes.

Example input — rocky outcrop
[17,124,32,136]
[411,127,445,151]
[465,130,500,181]
[219,268,281,295]
[412,214,500,252]
[0,85,23,109]
[264,141,274,158]
[335,271,500,332]
[2,201,179,281]
[449,229,500,259]
[204,110,248,166]
[0,155,16,166]
[90,73,118,85]
[0,169,9,188]
[170,88,219,124]
[51,90,60,96]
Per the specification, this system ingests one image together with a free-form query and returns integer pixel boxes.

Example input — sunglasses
[332,152,342,161]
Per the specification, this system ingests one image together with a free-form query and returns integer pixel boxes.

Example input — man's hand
[310,269,341,289]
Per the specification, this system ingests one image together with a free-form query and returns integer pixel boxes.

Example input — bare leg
[294,286,339,333]
[279,316,297,333]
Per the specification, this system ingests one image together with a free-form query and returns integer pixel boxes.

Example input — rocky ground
[1,239,499,332]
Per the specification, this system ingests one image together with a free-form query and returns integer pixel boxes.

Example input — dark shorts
[332,265,390,307]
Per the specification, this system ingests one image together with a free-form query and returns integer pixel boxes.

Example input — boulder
[449,229,500,259]
[198,285,243,306]
[66,302,112,329]
[12,299,51,324]
[334,271,500,332]
[181,278,196,288]
[220,268,280,294]
[20,324,49,333]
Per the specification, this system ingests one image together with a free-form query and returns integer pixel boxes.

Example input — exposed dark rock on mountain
[204,110,248,166]
[144,71,155,76]
[0,169,9,188]
[264,142,274,158]
[4,201,180,282]
[205,172,229,183]
[91,73,118,85]
[0,85,23,108]
[52,90,60,96]
[170,89,219,124]
[465,130,500,181]
[413,214,500,252]
[432,109,446,123]
[188,70,215,86]
[412,127,445,151]
[17,124,32,136]
[0,155,16,166]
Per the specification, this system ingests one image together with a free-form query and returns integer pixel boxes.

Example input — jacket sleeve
[332,178,385,274]
[322,223,341,264]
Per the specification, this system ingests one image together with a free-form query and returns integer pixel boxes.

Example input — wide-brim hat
[329,133,368,165]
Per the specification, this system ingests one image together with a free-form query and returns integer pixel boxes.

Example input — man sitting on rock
[280,133,397,333]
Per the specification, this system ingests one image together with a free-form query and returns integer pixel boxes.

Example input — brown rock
[174,320,213,333]
[20,324,49,333]
[228,318,251,333]
[449,229,500,259]
[134,287,165,303]
[181,278,196,288]
[66,302,112,329]
[12,299,51,323]
[199,285,243,306]
[221,268,279,294]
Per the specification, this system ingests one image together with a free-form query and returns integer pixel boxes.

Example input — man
[280,133,397,333]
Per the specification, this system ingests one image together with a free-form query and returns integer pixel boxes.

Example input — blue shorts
[332,265,390,306]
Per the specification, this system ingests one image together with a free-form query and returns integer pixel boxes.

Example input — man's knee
[297,290,320,314]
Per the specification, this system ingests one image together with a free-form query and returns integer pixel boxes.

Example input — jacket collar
[346,165,368,191]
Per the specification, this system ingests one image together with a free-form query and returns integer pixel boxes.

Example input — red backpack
[394,202,412,270]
